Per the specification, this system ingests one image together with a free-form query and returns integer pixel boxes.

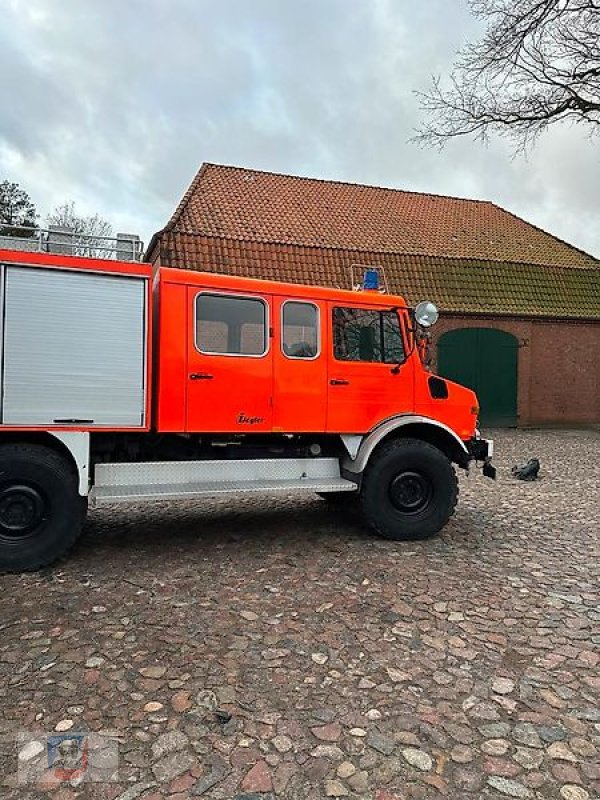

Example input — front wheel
[0,444,85,572]
[360,438,458,541]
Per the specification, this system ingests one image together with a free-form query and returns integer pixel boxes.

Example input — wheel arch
[344,415,469,477]
[0,432,89,495]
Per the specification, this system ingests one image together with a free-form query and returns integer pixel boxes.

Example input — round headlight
[414,300,439,328]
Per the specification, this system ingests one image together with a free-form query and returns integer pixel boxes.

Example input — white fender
[343,415,469,474]
[49,431,90,496]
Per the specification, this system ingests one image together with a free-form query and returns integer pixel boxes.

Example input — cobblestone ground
[0,429,599,800]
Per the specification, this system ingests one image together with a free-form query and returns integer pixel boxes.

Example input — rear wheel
[360,438,458,541]
[0,444,85,572]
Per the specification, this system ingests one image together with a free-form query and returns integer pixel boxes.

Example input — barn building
[146,163,600,427]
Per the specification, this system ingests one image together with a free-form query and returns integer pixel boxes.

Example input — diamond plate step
[90,477,357,505]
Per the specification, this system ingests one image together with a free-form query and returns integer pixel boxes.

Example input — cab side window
[282,301,319,359]
[333,307,405,363]
[196,293,267,356]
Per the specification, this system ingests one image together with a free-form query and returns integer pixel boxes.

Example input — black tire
[0,444,85,573]
[360,438,458,541]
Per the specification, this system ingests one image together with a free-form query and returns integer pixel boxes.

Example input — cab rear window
[195,293,267,356]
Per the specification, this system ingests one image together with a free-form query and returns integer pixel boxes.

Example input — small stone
[480,723,511,738]
[152,750,195,783]
[358,678,376,689]
[310,745,344,760]
[569,738,596,758]
[195,690,218,711]
[455,767,483,792]
[366,709,382,721]
[337,761,356,779]
[311,722,342,742]
[144,702,163,713]
[367,731,395,756]
[492,677,515,695]
[171,691,192,713]
[552,763,582,784]
[513,748,544,770]
[450,745,473,763]
[140,666,166,679]
[261,648,290,660]
[19,740,44,762]
[271,735,292,753]
[547,742,578,762]
[538,726,566,743]
[448,611,464,621]
[486,776,532,797]
[240,610,258,621]
[402,748,433,771]
[241,760,272,793]
[540,688,566,709]
[349,727,367,737]
[560,786,589,800]
[193,754,230,795]
[482,739,510,756]
[55,719,74,732]
[512,723,543,748]
[311,652,328,665]
[324,779,348,797]
[114,781,157,800]
[85,656,105,668]
[347,770,369,793]
[152,730,189,760]
[396,731,420,746]
[386,667,410,683]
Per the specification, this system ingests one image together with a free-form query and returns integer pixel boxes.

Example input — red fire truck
[0,248,494,571]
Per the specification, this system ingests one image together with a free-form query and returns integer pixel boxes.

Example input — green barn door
[437,328,518,427]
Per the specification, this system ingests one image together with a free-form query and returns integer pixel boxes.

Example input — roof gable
[165,163,599,270]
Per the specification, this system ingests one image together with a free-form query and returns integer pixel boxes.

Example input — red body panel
[154,268,478,440]
[0,252,478,441]
[272,296,329,433]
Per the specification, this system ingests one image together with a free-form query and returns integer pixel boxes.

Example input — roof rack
[0,225,143,262]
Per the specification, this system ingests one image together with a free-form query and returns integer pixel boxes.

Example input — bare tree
[415,0,600,149]
[0,181,37,236]
[47,202,114,258]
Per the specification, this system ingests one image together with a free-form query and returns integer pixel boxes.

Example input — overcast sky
[1,0,599,258]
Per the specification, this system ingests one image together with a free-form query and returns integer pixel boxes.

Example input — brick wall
[431,316,600,426]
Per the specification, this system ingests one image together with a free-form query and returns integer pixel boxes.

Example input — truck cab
[0,248,494,572]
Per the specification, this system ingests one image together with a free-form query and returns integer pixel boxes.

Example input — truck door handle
[189,373,213,380]
[330,378,349,386]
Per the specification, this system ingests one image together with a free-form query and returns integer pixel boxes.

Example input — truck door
[326,303,414,432]
[272,297,327,432]
[186,288,273,433]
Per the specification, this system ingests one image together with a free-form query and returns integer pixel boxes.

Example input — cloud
[0,0,598,257]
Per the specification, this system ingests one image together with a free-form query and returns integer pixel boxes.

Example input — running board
[90,457,358,506]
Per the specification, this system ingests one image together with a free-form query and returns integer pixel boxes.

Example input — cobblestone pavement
[1,428,599,800]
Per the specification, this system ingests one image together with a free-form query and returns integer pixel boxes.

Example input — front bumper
[466,435,496,479]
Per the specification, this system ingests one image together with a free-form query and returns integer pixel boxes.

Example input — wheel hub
[388,471,432,514]
[0,484,46,539]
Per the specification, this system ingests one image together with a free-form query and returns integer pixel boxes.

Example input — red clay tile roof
[163,163,599,269]
[153,234,600,319]
[148,163,600,319]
